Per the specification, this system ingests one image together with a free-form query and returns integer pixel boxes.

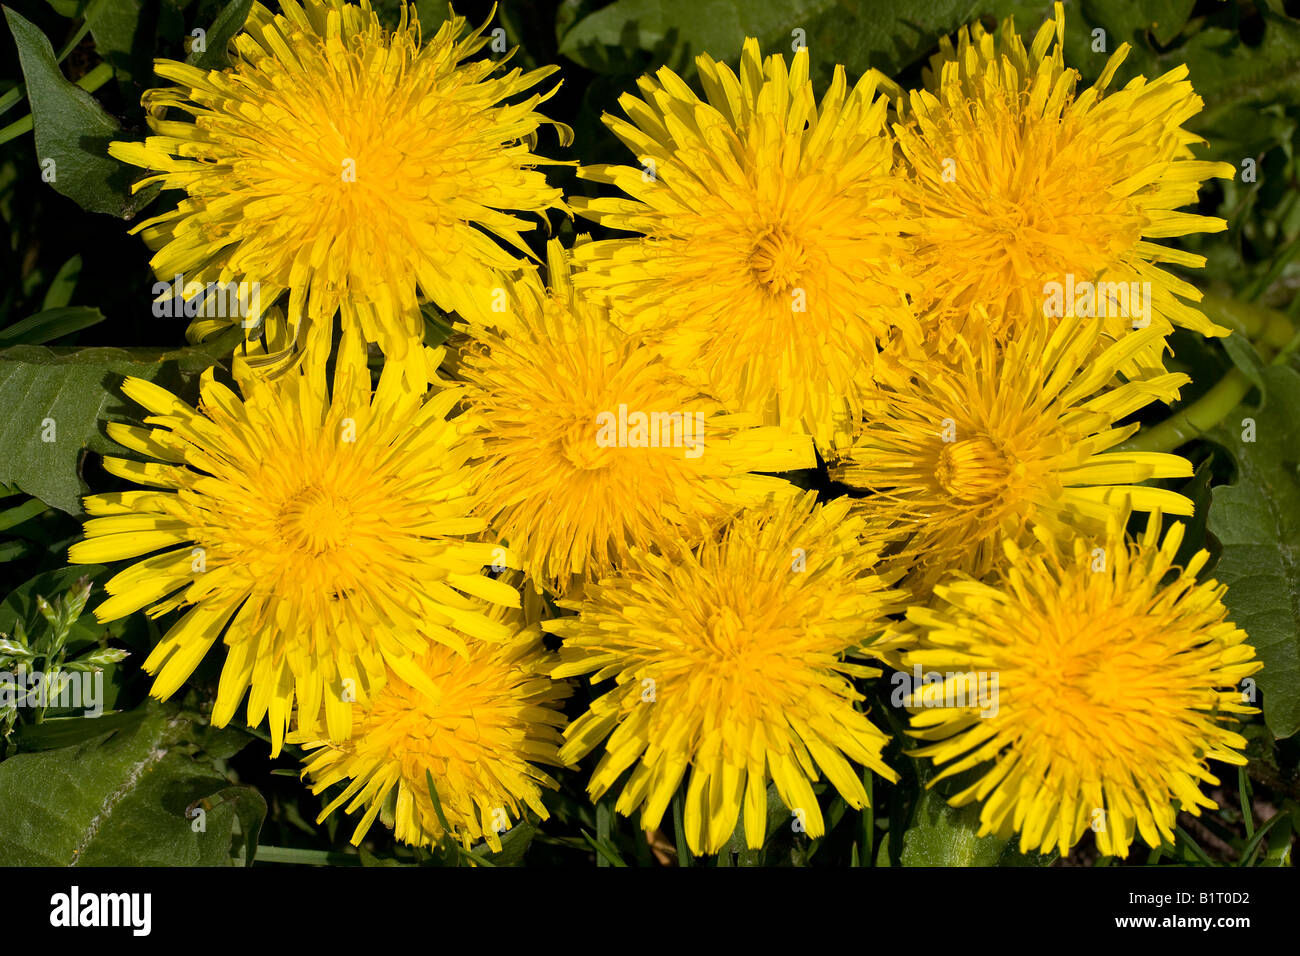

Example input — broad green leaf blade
[4,7,155,218]
[0,702,266,865]
[85,0,151,83]
[0,341,232,515]
[901,787,1009,866]
[1207,364,1300,739]
[901,786,1056,866]
[9,709,147,751]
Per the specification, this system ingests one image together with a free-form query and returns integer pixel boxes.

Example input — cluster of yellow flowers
[70,0,1261,861]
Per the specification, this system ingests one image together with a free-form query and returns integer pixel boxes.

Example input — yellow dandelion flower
[569,38,917,446]
[829,315,1194,583]
[455,240,816,596]
[546,493,904,856]
[904,513,1261,858]
[887,1,1234,355]
[292,605,568,853]
[110,0,569,362]
[68,329,518,755]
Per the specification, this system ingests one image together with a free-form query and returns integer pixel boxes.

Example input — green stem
[253,845,362,866]
[1121,368,1253,454]
[862,768,874,866]
[1202,293,1298,347]
[1121,296,1299,454]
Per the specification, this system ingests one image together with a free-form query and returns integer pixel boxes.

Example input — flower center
[934,436,1009,502]
[561,419,616,471]
[706,607,743,651]
[749,227,807,294]
[277,486,356,555]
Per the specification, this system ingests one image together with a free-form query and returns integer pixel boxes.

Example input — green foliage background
[0,0,1297,866]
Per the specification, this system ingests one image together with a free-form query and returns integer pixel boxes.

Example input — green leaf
[4,7,156,218]
[1206,364,1300,738]
[1221,332,1267,401]
[254,844,361,866]
[0,702,265,865]
[43,0,91,17]
[0,306,105,346]
[471,816,538,866]
[1076,0,1195,51]
[0,340,235,515]
[559,0,1051,81]
[901,787,1009,866]
[901,786,1055,866]
[0,495,49,533]
[189,0,254,71]
[40,255,81,311]
[9,708,146,751]
[85,0,151,83]
[0,564,106,641]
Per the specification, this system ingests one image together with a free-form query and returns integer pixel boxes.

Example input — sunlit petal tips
[830,314,1194,586]
[887,1,1234,358]
[545,493,906,856]
[569,38,919,449]
[456,240,817,596]
[110,0,570,363]
[903,512,1261,859]
[292,595,569,855]
[69,332,516,755]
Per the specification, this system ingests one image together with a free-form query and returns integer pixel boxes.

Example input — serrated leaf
[0,702,265,865]
[1207,363,1300,738]
[4,8,156,218]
